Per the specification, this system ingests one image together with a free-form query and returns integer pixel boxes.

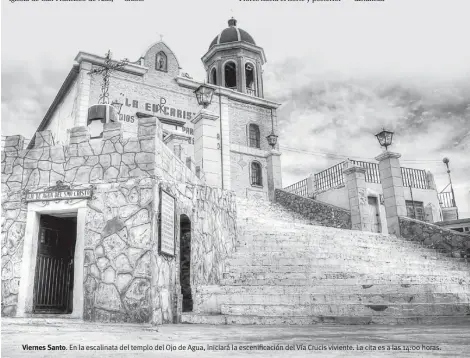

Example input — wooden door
[33,215,76,313]
[367,196,381,233]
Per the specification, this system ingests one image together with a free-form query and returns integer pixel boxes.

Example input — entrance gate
[33,215,76,313]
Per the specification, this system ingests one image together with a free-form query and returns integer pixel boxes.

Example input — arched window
[251,162,262,187]
[155,51,167,72]
[210,67,217,85]
[245,63,255,96]
[248,124,260,149]
[224,61,237,89]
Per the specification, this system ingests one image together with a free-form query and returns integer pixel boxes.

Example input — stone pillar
[219,95,231,190]
[33,131,54,148]
[102,122,122,141]
[426,170,437,190]
[266,150,282,201]
[307,174,315,198]
[344,164,371,231]
[375,151,407,236]
[138,117,157,138]
[3,135,25,152]
[191,109,221,188]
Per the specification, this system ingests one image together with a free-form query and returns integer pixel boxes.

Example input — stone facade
[399,216,470,260]
[274,189,351,229]
[1,118,237,323]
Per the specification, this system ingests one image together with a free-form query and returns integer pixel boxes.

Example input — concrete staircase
[182,197,470,325]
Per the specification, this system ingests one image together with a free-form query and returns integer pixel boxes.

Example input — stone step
[226,262,468,274]
[238,236,441,253]
[220,303,470,317]
[220,274,468,286]
[223,271,470,282]
[232,244,458,262]
[181,312,470,325]
[224,266,470,277]
[197,284,470,296]
[225,254,458,267]
[195,292,470,306]
[239,232,436,248]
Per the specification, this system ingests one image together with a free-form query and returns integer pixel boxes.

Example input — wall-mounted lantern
[194,84,215,109]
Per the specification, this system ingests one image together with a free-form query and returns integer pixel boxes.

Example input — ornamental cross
[88,50,129,105]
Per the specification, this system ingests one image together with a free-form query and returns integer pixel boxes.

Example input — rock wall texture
[274,189,351,229]
[399,216,470,260]
[1,118,237,324]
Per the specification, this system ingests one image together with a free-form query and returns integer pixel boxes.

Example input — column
[375,151,407,236]
[191,109,221,188]
[266,150,282,201]
[344,164,371,231]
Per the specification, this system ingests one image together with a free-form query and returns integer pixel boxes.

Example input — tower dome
[209,18,256,49]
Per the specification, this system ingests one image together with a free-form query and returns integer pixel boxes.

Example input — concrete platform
[2,317,470,357]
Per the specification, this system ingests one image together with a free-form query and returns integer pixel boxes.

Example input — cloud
[265,56,470,215]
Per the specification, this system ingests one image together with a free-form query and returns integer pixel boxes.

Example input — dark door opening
[179,214,192,312]
[33,214,77,314]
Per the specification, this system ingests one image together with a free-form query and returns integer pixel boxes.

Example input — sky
[1,0,470,217]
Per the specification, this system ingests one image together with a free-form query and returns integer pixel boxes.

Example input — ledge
[75,52,148,76]
[175,77,280,109]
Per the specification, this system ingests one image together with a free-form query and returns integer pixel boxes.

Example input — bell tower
[201,18,266,98]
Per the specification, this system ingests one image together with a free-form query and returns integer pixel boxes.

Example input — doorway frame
[366,189,384,234]
[16,200,87,319]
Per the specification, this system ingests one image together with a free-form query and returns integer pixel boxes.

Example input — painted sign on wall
[25,181,92,202]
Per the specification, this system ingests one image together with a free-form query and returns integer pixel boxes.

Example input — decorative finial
[228,17,237,27]
[160,34,164,42]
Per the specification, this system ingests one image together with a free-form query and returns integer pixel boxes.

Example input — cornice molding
[176,77,280,109]
[74,52,148,76]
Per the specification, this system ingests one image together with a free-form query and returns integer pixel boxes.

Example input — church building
[1,18,282,323]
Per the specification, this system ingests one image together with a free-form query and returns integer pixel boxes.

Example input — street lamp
[375,128,394,151]
[443,157,458,212]
[266,109,278,149]
[194,84,215,109]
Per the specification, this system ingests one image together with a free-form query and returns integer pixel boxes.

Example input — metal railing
[350,160,381,183]
[315,162,345,192]
[283,178,309,197]
[438,192,455,208]
[401,167,429,189]
[285,160,433,198]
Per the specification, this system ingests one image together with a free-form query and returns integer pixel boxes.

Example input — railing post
[344,163,372,232]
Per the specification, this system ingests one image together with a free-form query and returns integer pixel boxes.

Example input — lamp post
[375,128,394,150]
[443,157,457,216]
[266,109,278,149]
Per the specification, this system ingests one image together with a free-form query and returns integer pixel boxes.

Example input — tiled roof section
[209,18,256,49]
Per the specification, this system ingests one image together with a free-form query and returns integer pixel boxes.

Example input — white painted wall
[315,185,349,210]
[44,78,79,145]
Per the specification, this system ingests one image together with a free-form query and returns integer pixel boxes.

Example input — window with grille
[405,200,425,221]
[251,162,262,186]
[249,124,260,149]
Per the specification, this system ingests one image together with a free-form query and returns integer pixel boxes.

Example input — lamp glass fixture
[111,100,123,114]
[194,84,215,109]
[375,128,394,150]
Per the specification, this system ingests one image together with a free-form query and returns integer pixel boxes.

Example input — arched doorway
[179,214,192,312]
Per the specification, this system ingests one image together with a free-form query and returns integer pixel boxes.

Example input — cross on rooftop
[88,50,129,105]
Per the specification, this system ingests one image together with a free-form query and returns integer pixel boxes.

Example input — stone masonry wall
[274,189,351,229]
[399,216,470,260]
[1,118,237,323]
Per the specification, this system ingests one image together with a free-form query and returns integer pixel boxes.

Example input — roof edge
[74,52,148,76]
